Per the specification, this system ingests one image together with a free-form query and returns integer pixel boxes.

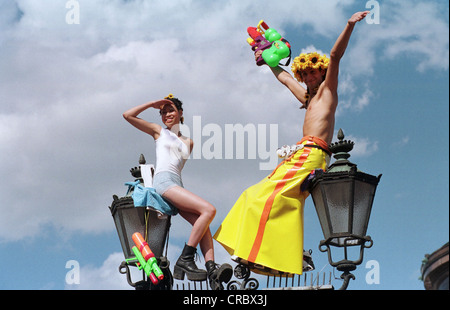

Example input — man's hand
[254,50,263,63]
[348,11,369,25]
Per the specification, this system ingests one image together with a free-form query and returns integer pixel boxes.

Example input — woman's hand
[149,98,173,110]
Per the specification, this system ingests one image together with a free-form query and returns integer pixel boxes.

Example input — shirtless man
[271,11,369,145]
[213,12,369,276]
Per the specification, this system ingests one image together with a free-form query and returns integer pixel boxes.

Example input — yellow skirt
[213,136,329,275]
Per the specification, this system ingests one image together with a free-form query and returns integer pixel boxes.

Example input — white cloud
[390,135,410,151]
[354,87,374,112]
[345,135,379,158]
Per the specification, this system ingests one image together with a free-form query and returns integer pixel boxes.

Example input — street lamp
[309,129,381,290]
[109,154,172,290]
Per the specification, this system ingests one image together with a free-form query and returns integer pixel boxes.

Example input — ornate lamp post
[109,155,172,290]
[309,129,382,290]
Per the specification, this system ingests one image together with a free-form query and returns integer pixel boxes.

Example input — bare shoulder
[317,82,338,109]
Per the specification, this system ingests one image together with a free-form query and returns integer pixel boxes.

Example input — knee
[204,204,216,220]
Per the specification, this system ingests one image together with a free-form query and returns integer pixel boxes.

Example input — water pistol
[130,232,164,285]
[246,20,291,67]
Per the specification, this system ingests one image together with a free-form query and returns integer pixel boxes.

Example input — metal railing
[170,264,335,290]
[265,271,334,290]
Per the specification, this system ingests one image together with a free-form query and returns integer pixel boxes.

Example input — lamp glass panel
[321,179,354,235]
[116,205,147,259]
[352,179,376,236]
[311,185,331,239]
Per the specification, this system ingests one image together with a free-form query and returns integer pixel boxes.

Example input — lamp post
[309,129,381,290]
[109,155,172,290]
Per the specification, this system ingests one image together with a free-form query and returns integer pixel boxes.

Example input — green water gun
[247,20,291,67]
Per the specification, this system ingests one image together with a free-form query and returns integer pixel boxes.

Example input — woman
[123,94,232,289]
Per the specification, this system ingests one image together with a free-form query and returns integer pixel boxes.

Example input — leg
[162,186,216,251]
[177,210,232,289]
[178,210,215,262]
[163,186,232,287]
[162,186,215,281]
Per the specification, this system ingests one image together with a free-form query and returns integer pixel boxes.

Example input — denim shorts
[153,171,184,196]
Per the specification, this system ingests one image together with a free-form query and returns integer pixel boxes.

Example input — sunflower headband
[291,52,329,83]
[165,93,174,99]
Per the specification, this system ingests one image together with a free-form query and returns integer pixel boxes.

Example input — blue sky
[0,0,448,291]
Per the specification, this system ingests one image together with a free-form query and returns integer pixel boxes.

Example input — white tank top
[155,128,189,177]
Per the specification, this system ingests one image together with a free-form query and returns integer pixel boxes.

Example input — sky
[0,0,448,291]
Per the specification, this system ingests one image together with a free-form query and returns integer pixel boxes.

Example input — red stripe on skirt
[247,147,312,262]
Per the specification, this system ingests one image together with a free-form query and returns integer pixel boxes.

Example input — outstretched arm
[123,99,171,139]
[270,66,308,105]
[253,50,308,106]
[324,11,369,92]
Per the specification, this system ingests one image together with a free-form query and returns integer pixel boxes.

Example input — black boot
[302,249,315,272]
[173,244,207,281]
[205,260,233,290]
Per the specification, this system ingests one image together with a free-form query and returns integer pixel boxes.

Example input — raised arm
[324,11,369,92]
[123,99,171,139]
[253,50,308,106]
[270,66,308,105]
